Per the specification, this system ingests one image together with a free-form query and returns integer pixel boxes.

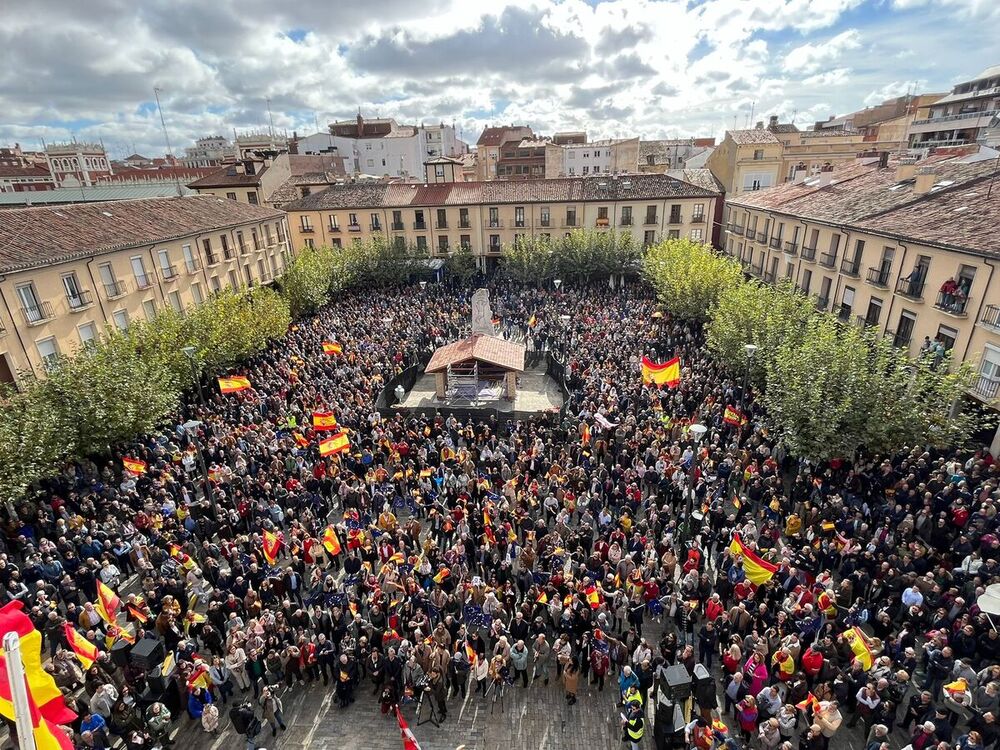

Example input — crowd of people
[3,278,1000,750]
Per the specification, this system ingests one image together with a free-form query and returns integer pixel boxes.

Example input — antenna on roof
[266,97,275,137]
[152,87,184,197]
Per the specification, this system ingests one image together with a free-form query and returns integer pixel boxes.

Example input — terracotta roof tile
[425,334,525,373]
[187,163,268,188]
[729,129,781,145]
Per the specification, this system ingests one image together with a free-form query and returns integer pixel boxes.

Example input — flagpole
[4,632,38,750]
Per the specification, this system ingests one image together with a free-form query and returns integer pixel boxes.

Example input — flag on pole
[796,692,821,711]
[527,314,537,327]
[183,611,206,635]
[312,411,338,430]
[0,656,73,750]
[187,664,212,691]
[396,705,422,750]
[322,342,343,355]
[217,376,251,394]
[62,624,98,671]
[723,405,747,426]
[842,626,874,670]
[432,568,451,584]
[641,356,680,387]
[122,457,147,475]
[464,642,477,665]
[262,530,281,566]
[581,423,591,446]
[95,581,120,625]
[293,432,309,448]
[728,533,778,585]
[322,526,342,556]
[319,431,351,456]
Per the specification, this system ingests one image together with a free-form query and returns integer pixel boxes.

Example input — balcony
[855,314,879,329]
[800,245,817,262]
[413,221,427,231]
[866,267,890,287]
[836,304,852,322]
[104,280,127,299]
[205,254,220,267]
[66,290,93,311]
[487,244,502,254]
[972,374,1000,400]
[160,265,179,281]
[134,273,154,290]
[564,219,577,228]
[750,261,764,277]
[259,270,273,283]
[743,226,754,238]
[21,301,53,326]
[763,269,776,283]
[488,220,504,229]
[238,244,249,256]
[756,232,767,243]
[370,223,383,232]
[459,219,471,229]
[391,222,404,231]
[816,295,829,311]
[669,215,683,225]
[769,237,781,249]
[895,277,925,300]
[539,219,551,228]
[435,221,448,229]
[646,216,659,226]
[819,252,837,269]
[886,329,911,349]
[620,217,633,226]
[908,109,999,132]
[691,214,706,224]
[840,258,861,277]
[300,226,314,233]
[783,241,798,256]
[185,258,202,273]
[348,224,362,232]
[328,225,341,233]
[980,304,1000,330]
[935,291,971,317]
[514,221,526,228]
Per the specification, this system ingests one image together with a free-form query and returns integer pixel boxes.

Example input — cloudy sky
[2,0,998,159]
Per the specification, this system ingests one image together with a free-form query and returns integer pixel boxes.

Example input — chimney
[755,121,764,130]
[894,162,918,182]
[878,151,890,169]
[768,115,779,128]
[816,164,835,187]
[914,167,937,194]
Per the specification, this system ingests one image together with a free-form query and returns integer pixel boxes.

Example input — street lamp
[419,280,427,291]
[684,423,708,547]
[181,346,205,407]
[182,419,218,519]
[740,344,758,411]
[553,279,562,290]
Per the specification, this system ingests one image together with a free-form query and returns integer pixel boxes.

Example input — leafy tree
[643,238,744,321]
[0,387,66,502]
[445,245,477,281]
[277,245,338,318]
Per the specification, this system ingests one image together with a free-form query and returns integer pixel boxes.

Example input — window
[142,299,157,321]
[864,298,882,326]
[669,204,682,223]
[582,152,589,159]
[437,209,447,228]
[371,213,381,230]
[690,228,703,241]
[300,216,313,231]
[514,207,525,227]
[236,230,247,253]
[304,238,315,248]
[331,238,341,248]
[158,249,175,278]
[620,206,632,226]
[488,207,499,228]
[348,213,359,228]
[191,283,204,305]
[566,207,576,226]
[438,236,449,252]
[226,192,237,201]
[540,207,550,227]
[667,229,680,239]
[568,167,575,175]
[582,166,589,175]
[800,269,812,294]
[112,309,129,330]
[644,230,656,246]
[753,149,764,160]
[415,236,427,251]
[78,322,97,346]
[459,208,469,228]
[366,159,374,167]
[568,151,575,159]
[460,235,471,250]
[937,324,958,351]
[131,256,151,288]
[692,203,705,221]
[221,234,231,258]
[36,337,59,367]
[435,165,445,178]
[247,192,258,205]
[62,273,86,308]
[489,234,500,251]
[183,244,197,273]
[202,239,217,265]
[264,225,273,244]
[168,291,182,311]
[210,276,221,292]
[228,270,239,289]
[257,259,267,280]
[329,215,340,231]
[392,210,403,230]
[414,210,426,229]
[645,205,657,224]
[593,166,600,173]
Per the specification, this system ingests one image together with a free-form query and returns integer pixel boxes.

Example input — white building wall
[298,126,466,178]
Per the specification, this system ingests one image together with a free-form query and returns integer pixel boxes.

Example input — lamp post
[419,280,427,291]
[182,419,218,519]
[181,346,205,407]
[740,344,758,411]
[684,423,708,547]
[553,278,562,291]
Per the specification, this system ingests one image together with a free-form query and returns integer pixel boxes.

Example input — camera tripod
[414,687,442,727]
[483,675,508,714]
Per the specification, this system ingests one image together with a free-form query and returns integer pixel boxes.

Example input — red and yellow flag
[0,601,76,744]
[723,405,747,426]
[464,643,477,665]
[585,585,601,609]
[322,526,342,556]
[843,626,874,670]
[262,530,281,566]
[312,411,338,430]
[62,624,98,671]
[432,568,451,584]
[483,526,496,545]
[796,693,821,711]
[581,423,591,446]
[127,604,149,624]
[293,432,309,448]
[528,314,537,327]
[95,581,120,625]
[537,591,548,604]
[319,431,350,456]
[187,664,212,691]
[183,611,206,635]
[322,342,343,355]
[728,533,778,585]
[641,355,680,387]
[217,376,251,394]
[122,457,147,475]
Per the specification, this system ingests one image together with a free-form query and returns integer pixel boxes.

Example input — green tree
[0,387,67,502]
[186,287,290,373]
[277,245,338,318]
[643,238,744,321]
[445,245,477,281]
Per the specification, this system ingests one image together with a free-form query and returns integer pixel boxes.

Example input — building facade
[475,126,534,180]
[908,65,1000,149]
[549,138,640,178]
[638,139,717,173]
[721,150,1000,447]
[282,173,720,272]
[182,136,237,168]
[44,143,113,187]
[707,126,783,195]
[0,196,290,382]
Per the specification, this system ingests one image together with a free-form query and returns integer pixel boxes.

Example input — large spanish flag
[218,376,251,394]
[641,356,680,387]
[319,431,350,456]
[0,601,76,748]
[322,342,343,355]
[262,529,281,566]
[62,624,98,670]
[95,581,120,625]
[728,533,778,585]
[312,411,338,430]
[122,457,147,475]
[322,526,342,556]
[842,626,874,670]
[723,405,747,426]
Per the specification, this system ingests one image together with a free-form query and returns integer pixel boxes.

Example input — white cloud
[782,29,861,75]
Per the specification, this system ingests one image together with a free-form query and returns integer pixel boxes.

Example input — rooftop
[282,173,720,212]
[0,165,52,178]
[729,150,1000,257]
[425,334,526,373]
[477,126,532,147]
[729,129,781,146]
[0,183,197,207]
[0,195,284,273]
[187,162,268,188]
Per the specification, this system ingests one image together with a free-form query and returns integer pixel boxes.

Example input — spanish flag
[168,544,196,571]
[581,423,591,446]
[187,664,212,691]
[95,581,120,625]
[723,405,747,426]
[127,604,149,624]
[293,432,309,448]
[528,314,537,327]
[432,568,451,584]
[585,585,600,609]
[105,623,134,648]
[347,528,365,550]
[483,526,496,545]
[312,411,338,430]
[262,529,281,566]
[62,624,98,670]
[641,355,680,387]
[322,526,342,556]
[183,611,206,635]
[536,592,548,604]
[122,457,147,475]
[218,376,251,393]
[322,341,343,355]
[796,693,821,711]
[728,533,778,585]
[465,643,477,665]
[842,626,874,670]
[483,507,492,527]
[563,594,573,607]
[319,431,350,456]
